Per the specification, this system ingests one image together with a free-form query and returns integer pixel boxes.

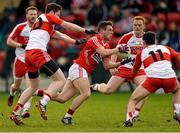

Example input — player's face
[26,10,38,24]
[54,10,61,18]
[103,25,113,41]
[133,19,144,36]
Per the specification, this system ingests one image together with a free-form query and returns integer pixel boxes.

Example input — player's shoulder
[17,21,27,27]
[118,31,134,43]
[122,31,134,39]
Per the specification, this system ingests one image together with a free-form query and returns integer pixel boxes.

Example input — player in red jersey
[124,31,180,127]
[35,21,128,125]
[91,16,146,120]
[7,6,38,118]
[9,3,96,125]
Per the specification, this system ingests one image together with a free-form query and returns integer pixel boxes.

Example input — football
[116,43,131,60]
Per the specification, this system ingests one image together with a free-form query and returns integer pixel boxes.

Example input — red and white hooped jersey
[74,34,110,74]
[117,31,144,69]
[9,21,30,62]
[134,45,180,78]
[26,13,63,51]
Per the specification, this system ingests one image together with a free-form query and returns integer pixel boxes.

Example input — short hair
[97,21,113,32]
[26,6,38,14]
[45,3,63,13]
[143,31,156,45]
[132,16,145,24]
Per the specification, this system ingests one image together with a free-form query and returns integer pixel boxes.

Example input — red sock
[135,108,141,112]
[13,103,23,114]
[37,89,44,97]
[67,108,74,115]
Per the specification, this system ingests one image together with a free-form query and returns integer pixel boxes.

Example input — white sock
[133,110,139,117]
[65,113,72,118]
[174,103,180,113]
[92,84,98,91]
[40,95,50,106]
[23,101,31,112]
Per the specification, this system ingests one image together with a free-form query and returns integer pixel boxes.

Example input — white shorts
[68,63,88,81]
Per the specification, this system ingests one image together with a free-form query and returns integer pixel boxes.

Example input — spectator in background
[70,0,89,26]
[156,21,169,45]
[0,11,17,78]
[86,0,108,26]
[168,22,180,52]
[113,8,133,35]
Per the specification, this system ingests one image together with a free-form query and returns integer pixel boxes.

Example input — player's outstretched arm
[61,21,97,34]
[102,57,121,70]
[52,30,86,45]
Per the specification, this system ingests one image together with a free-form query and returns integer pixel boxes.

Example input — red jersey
[26,13,63,51]
[134,45,180,78]
[74,35,110,74]
[9,21,31,62]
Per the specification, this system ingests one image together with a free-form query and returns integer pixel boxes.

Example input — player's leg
[163,78,180,123]
[93,76,126,94]
[36,60,66,120]
[124,84,150,127]
[8,78,22,107]
[172,84,180,123]
[10,71,39,125]
[51,79,78,103]
[8,58,24,106]
[21,73,32,118]
[133,75,146,120]
[62,77,91,125]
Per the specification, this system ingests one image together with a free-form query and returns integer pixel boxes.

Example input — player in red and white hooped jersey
[7,6,38,118]
[92,16,146,119]
[124,31,180,127]
[10,3,96,125]
[41,21,127,125]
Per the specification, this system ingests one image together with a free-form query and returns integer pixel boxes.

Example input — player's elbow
[6,38,11,46]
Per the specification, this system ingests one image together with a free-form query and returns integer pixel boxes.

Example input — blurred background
[0,0,179,92]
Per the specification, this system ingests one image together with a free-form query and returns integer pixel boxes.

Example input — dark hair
[26,6,38,14]
[45,3,63,13]
[97,21,113,32]
[143,31,156,45]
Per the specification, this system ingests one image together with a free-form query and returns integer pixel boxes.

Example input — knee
[104,86,114,94]
[58,98,67,104]
[81,91,91,99]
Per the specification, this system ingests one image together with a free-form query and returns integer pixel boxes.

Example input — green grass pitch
[0,92,179,132]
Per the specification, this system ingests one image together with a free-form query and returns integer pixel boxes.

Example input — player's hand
[110,68,118,75]
[20,44,27,49]
[85,29,98,34]
[75,39,87,45]
[117,44,128,53]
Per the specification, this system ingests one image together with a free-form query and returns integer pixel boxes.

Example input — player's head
[132,16,145,36]
[143,31,156,45]
[98,21,113,41]
[45,3,63,17]
[26,6,38,25]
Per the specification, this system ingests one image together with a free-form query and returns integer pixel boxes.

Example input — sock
[91,84,98,91]
[64,109,74,118]
[174,103,180,113]
[40,93,51,106]
[23,101,31,112]
[126,112,133,121]
[133,108,141,117]
[13,103,23,115]
[36,89,44,97]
